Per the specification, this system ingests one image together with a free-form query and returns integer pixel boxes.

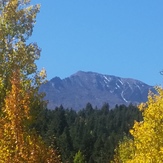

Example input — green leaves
[0,0,45,108]
[0,1,61,162]
[73,150,85,163]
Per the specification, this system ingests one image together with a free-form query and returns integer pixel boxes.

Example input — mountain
[40,71,155,110]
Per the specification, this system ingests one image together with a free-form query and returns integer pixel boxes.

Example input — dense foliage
[112,88,163,163]
[35,103,142,162]
[2,1,159,163]
[0,0,61,162]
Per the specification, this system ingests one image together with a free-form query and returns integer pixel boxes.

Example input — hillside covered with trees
[1,0,163,163]
[34,103,142,162]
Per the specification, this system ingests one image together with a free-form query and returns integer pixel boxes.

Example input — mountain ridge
[40,71,155,110]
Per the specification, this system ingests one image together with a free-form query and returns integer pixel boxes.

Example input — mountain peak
[40,71,155,110]
[71,71,99,77]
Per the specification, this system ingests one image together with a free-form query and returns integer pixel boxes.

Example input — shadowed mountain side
[40,71,155,110]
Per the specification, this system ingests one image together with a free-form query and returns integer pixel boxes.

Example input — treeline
[34,103,142,162]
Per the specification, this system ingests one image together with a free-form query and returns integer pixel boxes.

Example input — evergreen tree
[73,150,85,163]
[37,104,142,162]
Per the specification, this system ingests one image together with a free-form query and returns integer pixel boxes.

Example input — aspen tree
[0,0,43,107]
[0,70,61,162]
[0,0,61,162]
[112,88,163,163]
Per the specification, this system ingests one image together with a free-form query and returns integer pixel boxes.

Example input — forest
[34,103,142,162]
[1,0,163,162]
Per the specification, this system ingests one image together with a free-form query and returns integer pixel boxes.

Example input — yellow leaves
[0,0,61,162]
[112,88,163,162]
[0,69,61,162]
[112,137,134,163]
[39,67,47,79]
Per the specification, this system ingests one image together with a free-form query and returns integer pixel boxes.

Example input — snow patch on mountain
[103,75,110,83]
[40,71,155,110]
[116,83,121,89]
[118,79,123,85]
[121,91,128,103]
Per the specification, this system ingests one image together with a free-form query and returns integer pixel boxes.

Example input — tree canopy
[113,88,163,163]
[0,0,61,162]
[0,0,45,106]
[34,103,142,162]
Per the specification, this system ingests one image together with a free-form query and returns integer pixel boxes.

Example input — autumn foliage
[112,88,163,163]
[0,70,61,162]
[0,0,61,162]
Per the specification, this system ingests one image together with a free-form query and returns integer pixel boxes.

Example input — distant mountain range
[39,71,155,110]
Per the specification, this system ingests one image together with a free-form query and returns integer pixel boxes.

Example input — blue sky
[30,0,163,86]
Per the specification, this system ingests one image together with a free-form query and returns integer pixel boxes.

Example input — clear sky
[30,0,163,86]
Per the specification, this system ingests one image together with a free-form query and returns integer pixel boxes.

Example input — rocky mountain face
[39,71,155,110]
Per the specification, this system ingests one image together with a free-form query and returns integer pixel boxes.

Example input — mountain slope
[40,71,155,110]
